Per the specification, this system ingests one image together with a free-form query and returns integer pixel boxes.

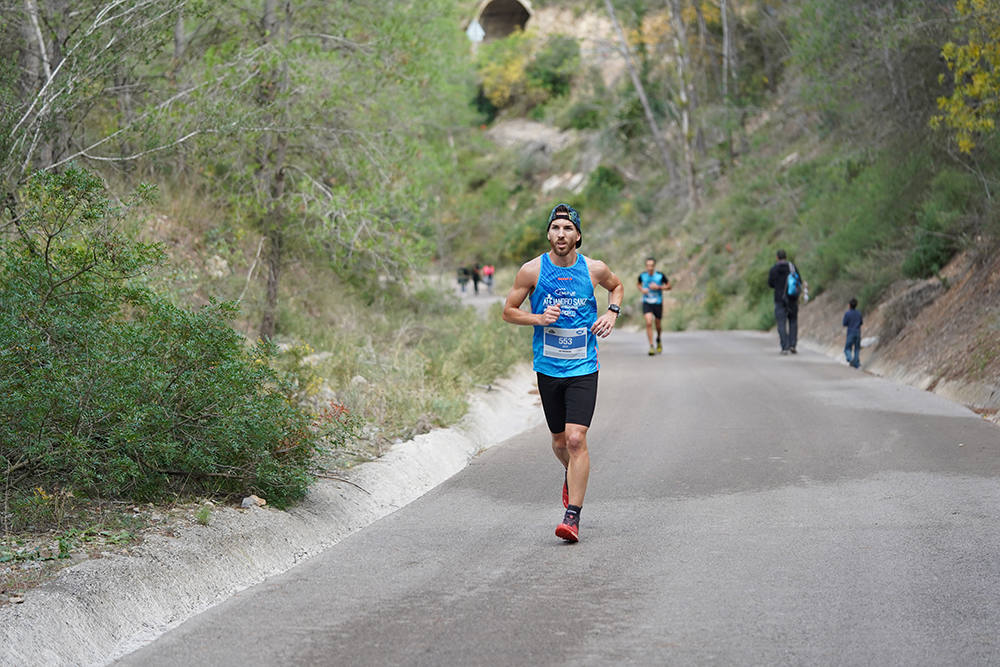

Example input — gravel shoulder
[0,365,543,667]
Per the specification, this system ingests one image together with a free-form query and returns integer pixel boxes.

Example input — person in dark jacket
[767,249,803,355]
[843,298,863,368]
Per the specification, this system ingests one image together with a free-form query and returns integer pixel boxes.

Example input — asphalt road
[117,330,1000,666]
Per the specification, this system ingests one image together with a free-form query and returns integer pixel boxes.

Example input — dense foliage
[1,170,322,516]
[0,1,531,525]
[934,0,1000,152]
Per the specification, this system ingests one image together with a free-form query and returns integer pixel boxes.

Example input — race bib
[542,326,588,359]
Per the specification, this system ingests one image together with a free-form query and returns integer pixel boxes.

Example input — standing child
[843,298,863,368]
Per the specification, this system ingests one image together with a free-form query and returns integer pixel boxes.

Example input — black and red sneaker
[562,471,569,509]
[555,510,579,542]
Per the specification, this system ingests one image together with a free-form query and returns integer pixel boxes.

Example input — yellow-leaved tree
[933,0,1000,152]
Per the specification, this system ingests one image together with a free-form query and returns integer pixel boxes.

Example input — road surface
[118,330,1000,666]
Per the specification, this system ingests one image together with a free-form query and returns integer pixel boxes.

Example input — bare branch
[237,237,266,303]
[25,0,52,81]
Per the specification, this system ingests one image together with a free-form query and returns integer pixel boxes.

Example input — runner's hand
[538,304,560,325]
[591,311,617,338]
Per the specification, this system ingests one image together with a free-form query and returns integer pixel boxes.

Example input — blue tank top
[639,271,667,304]
[531,253,599,377]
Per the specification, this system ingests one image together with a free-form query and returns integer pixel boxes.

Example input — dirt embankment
[798,246,1000,423]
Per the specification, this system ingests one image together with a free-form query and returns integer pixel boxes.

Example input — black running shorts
[536,371,599,434]
[642,302,663,319]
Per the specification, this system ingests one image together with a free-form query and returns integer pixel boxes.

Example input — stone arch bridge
[466,0,532,42]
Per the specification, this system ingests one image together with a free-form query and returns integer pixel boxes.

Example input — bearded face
[548,220,579,257]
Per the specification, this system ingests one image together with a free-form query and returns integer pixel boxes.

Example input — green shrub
[744,249,778,305]
[752,294,776,330]
[901,226,956,279]
[801,149,931,290]
[1,168,321,511]
[615,96,651,142]
[561,101,603,130]
[582,165,625,211]
[667,304,690,331]
[476,30,535,110]
[901,168,975,278]
[475,32,580,115]
[704,281,725,317]
[501,216,549,263]
[525,35,580,99]
[471,86,499,125]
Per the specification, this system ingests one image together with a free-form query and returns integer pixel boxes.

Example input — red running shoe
[555,510,579,542]
[562,471,569,509]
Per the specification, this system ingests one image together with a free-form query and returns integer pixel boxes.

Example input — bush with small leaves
[1,168,320,517]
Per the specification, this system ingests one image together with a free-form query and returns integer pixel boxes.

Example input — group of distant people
[456,264,494,295]
[498,202,865,544]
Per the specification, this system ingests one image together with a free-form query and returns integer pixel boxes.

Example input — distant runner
[502,203,624,543]
[637,257,671,356]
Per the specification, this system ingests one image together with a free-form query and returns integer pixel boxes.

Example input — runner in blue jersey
[637,257,671,356]
[502,203,624,543]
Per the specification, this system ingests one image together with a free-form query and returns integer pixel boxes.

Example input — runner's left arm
[590,260,624,338]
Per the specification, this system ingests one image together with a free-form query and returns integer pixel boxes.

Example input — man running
[502,203,624,543]
[637,257,671,355]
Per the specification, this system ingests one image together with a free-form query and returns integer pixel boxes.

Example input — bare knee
[565,429,587,454]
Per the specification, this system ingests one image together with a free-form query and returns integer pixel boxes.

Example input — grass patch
[275,269,530,452]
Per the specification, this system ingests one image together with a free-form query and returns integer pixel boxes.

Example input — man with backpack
[767,249,804,355]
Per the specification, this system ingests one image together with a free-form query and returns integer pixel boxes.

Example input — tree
[176,0,477,338]
[721,0,737,163]
[791,0,948,144]
[933,0,1000,152]
[0,0,189,224]
[604,0,679,181]
[667,0,700,209]
[1,168,321,510]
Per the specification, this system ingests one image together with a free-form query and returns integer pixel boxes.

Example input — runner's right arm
[503,259,559,326]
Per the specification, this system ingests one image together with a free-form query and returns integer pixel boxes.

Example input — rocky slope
[798,245,1000,424]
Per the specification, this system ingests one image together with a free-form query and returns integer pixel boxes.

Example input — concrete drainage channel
[0,366,543,667]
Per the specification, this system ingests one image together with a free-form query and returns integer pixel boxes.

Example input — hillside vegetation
[461,0,1000,395]
[3,0,999,543]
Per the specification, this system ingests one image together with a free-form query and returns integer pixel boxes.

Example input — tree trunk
[721,0,734,164]
[694,2,707,53]
[169,9,186,84]
[43,0,71,167]
[174,11,186,61]
[693,1,708,155]
[22,0,51,167]
[260,222,283,341]
[667,0,699,210]
[603,0,678,182]
[879,0,910,115]
[257,0,290,339]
